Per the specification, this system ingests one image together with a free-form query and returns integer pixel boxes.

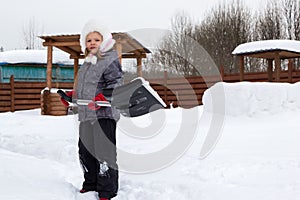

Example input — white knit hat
[80,19,115,53]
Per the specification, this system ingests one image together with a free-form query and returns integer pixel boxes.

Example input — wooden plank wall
[1,69,300,113]
[40,83,74,116]
[150,75,222,108]
[0,75,44,113]
[0,81,11,112]
[0,75,74,113]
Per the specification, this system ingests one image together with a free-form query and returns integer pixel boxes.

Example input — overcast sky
[0,0,267,50]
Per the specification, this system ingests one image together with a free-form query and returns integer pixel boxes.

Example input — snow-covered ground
[1,81,300,200]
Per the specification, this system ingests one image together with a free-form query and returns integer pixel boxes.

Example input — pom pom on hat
[80,19,115,53]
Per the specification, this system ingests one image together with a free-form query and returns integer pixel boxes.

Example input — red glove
[60,90,74,107]
[88,93,107,110]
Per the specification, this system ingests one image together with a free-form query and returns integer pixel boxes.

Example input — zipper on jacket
[80,63,91,120]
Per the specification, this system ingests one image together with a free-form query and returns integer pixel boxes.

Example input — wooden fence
[0,75,73,114]
[1,69,300,114]
[150,69,300,108]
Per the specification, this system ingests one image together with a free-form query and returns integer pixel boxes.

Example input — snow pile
[203,81,300,116]
[0,49,77,65]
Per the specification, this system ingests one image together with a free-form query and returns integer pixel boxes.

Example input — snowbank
[203,81,300,116]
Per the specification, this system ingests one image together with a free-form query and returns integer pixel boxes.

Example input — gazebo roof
[40,32,151,88]
[39,32,151,59]
[232,40,300,59]
[232,40,300,82]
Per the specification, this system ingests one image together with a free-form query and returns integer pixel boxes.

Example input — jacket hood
[80,19,115,53]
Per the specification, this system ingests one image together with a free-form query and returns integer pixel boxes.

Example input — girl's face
[85,31,103,54]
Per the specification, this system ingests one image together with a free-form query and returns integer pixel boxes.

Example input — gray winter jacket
[76,50,123,122]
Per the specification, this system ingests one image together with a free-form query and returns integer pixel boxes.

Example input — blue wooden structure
[0,50,75,83]
[0,63,74,83]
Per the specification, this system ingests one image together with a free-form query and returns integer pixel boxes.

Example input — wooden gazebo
[39,32,151,115]
[232,40,300,82]
[40,32,151,89]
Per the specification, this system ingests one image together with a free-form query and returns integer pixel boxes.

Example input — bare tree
[149,0,300,75]
[281,0,300,69]
[253,0,283,40]
[282,0,295,40]
[196,0,252,73]
[23,17,44,49]
[280,0,300,40]
[150,12,200,76]
[293,0,300,40]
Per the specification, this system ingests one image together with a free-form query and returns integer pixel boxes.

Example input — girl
[63,19,123,200]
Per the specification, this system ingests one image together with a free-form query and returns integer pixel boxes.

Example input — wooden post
[41,89,51,115]
[115,42,122,64]
[274,53,281,82]
[288,59,293,83]
[46,46,53,89]
[267,59,273,82]
[10,75,15,112]
[73,58,79,88]
[74,58,79,79]
[220,66,225,81]
[239,56,244,81]
[164,70,168,105]
[137,57,143,77]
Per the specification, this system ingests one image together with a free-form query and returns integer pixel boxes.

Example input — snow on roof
[0,49,75,65]
[232,40,300,55]
[40,32,80,37]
